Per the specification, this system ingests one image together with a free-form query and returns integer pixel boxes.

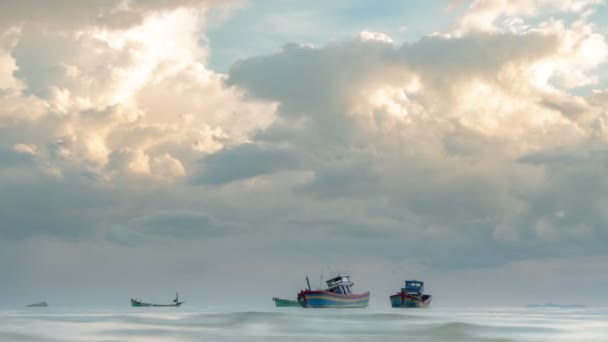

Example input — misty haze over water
[1,307,607,341]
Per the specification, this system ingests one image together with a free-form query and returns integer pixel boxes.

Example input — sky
[1,0,608,309]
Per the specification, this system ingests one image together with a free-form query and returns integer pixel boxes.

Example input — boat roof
[326,275,354,289]
[405,279,423,283]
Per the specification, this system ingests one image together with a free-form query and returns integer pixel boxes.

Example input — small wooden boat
[130,293,184,307]
[26,302,48,307]
[272,297,300,307]
[390,280,432,308]
[297,275,369,308]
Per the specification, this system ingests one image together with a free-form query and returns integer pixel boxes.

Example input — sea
[0,307,606,341]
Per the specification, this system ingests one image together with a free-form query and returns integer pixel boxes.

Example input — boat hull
[26,302,48,307]
[390,293,432,308]
[273,298,300,307]
[131,299,183,307]
[298,290,369,308]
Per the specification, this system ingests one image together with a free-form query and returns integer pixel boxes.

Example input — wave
[0,332,59,342]
[0,308,604,341]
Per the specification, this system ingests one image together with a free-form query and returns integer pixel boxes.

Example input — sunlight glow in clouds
[93,9,208,105]
[0,1,274,180]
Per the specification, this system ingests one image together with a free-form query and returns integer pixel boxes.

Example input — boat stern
[390,293,432,308]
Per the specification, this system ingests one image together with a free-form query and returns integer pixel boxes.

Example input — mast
[306,276,312,290]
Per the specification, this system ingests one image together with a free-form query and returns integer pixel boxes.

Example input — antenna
[320,266,323,289]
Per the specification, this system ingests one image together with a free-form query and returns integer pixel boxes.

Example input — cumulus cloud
[455,0,602,33]
[0,0,273,183]
[220,1,608,268]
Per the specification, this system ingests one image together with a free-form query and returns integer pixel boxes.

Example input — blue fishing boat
[390,280,432,308]
[297,275,369,308]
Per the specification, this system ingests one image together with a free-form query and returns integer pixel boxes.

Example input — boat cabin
[402,280,424,295]
[325,275,354,295]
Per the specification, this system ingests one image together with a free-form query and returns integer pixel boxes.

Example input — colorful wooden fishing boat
[297,275,369,308]
[272,297,300,307]
[390,280,432,308]
[26,301,48,307]
[130,293,184,307]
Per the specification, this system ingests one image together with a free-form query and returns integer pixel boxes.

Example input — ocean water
[0,307,606,341]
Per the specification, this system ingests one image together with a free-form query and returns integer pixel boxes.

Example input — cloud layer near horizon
[1,0,608,305]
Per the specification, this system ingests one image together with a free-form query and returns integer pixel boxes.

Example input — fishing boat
[390,280,432,308]
[26,302,48,307]
[297,275,369,308]
[130,293,184,307]
[272,297,300,307]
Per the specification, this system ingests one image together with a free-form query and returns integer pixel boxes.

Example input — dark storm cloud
[193,143,303,185]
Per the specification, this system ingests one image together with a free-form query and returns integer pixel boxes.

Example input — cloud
[359,30,394,44]
[0,1,274,182]
[220,2,608,268]
[194,143,302,185]
[106,211,240,246]
[0,0,273,245]
[0,145,36,166]
[1,0,608,306]
[0,0,237,32]
[0,176,109,240]
[455,0,602,33]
